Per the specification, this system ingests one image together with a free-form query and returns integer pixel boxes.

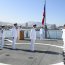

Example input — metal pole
[45,0,47,39]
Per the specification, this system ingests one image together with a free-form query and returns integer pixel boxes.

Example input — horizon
[0,21,63,27]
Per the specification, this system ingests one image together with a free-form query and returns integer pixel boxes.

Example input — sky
[0,0,65,26]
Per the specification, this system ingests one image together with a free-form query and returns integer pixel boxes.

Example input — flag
[42,5,45,25]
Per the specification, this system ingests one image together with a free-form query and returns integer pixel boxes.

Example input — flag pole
[45,0,47,39]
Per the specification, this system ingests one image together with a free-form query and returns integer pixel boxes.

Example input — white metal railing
[24,29,62,39]
[0,29,62,39]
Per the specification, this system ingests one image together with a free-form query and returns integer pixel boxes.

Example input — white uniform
[62,29,65,52]
[30,28,36,51]
[1,29,4,48]
[17,27,20,40]
[12,27,17,49]
[40,28,43,40]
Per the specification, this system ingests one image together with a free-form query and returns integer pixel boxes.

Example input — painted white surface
[51,62,64,65]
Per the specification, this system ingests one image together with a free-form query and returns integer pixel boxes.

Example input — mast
[45,0,47,38]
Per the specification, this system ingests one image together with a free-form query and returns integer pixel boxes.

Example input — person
[40,27,43,40]
[30,24,36,51]
[62,24,65,55]
[12,23,18,49]
[1,26,5,49]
